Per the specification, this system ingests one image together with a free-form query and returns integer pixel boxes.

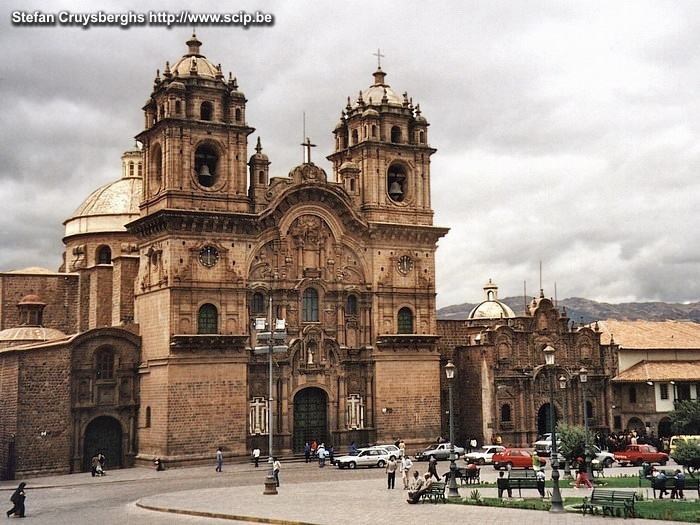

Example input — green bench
[506,469,540,497]
[420,481,446,503]
[582,488,636,518]
[645,476,700,498]
[443,466,480,485]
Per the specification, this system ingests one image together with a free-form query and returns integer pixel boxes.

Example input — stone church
[0,35,448,478]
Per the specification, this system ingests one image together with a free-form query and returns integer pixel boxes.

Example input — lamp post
[254,297,288,495]
[579,367,593,481]
[543,345,565,513]
[445,360,460,499]
[559,375,572,479]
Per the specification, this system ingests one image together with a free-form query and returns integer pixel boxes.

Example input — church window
[397,307,413,334]
[159,104,165,120]
[614,415,622,429]
[258,171,265,184]
[501,403,512,422]
[198,303,218,334]
[391,126,401,143]
[586,400,593,419]
[194,144,219,187]
[302,288,319,322]
[351,129,358,145]
[152,145,163,183]
[349,178,355,192]
[252,292,265,314]
[628,386,637,404]
[97,246,112,265]
[235,108,242,121]
[96,348,114,380]
[129,162,134,177]
[145,406,151,428]
[175,100,181,115]
[249,396,268,435]
[200,101,213,121]
[346,295,358,316]
[419,130,425,143]
[387,163,407,202]
[372,125,377,138]
[347,394,365,430]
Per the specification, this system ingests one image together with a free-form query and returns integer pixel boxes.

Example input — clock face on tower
[198,245,219,267]
[397,255,414,275]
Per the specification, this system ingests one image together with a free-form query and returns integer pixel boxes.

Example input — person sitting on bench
[407,473,433,504]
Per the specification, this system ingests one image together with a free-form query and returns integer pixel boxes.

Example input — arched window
[251,292,265,314]
[194,144,219,187]
[129,162,134,177]
[198,303,218,334]
[258,171,265,184]
[387,163,407,202]
[349,178,355,192]
[351,129,359,145]
[235,108,242,121]
[628,386,637,404]
[419,130,425,144]
[346,295,358,316]
[501,404,512,422]
[175,100,182,115]
[97,246,111,265]
[152,145,163,183]
[200,101,213,121]
[391,126,401,143]
[397,307,413,334]
[372,125,377,138]
[96,348,114,380]
[586,400,593,419]
[145,406,151,428]
[302,288,319,322]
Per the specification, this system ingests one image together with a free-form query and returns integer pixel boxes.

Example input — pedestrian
[154,457,164,471]
[348,441,357,454]
[469,437,477,454]
[428,455,440,481]
[398,439,406,458]
[273,457,281,487]
[253,446,261,467]
[215,447,223,472]
[98,451,106,471]
[536,467,545,497]
[671,469,685,500]
[310,440,318,458]
[304,442,311,463]
[328,445,335,465]
[655,469,668,498]
[497,471,512,499]
[401,456,414,489]
[574,460,593,489]
[386,457,398,489]
[6,482,26,518]
[91,454,99,477]
[317,443,326,467]
[532,453,541,470]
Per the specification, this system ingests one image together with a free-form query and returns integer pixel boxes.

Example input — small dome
[468,279,515,319]
[355,68,403,108]
[170,34,220,80]
[18,294,45,305]
[334,121,346,132]
[166,81,186,92]
[339,161,359,171]
[0,326,66,348]
[415,115,428,124]
[249,137,268,162]
[362,108,380,118]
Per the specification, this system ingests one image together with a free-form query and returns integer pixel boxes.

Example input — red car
[492,448,547,470]
[614,445,668,467]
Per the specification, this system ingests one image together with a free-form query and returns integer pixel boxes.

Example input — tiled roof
[596,320,700,349]
[613,360,700,382]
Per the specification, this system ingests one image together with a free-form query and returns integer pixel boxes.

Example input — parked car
[464,445,506,465]
[414,443,465,461]
[553,445,616,468]
[370,444,400,459]
[492,448,547,470]
[614,445,669,467]
[336,447,391,469]
[534,433,561,457]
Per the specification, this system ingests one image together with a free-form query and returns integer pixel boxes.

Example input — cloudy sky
[2,0,699,308]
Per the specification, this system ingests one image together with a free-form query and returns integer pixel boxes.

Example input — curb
[135,500,320,525]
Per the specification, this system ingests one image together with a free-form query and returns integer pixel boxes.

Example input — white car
[335,447,390,469]
[464,445,506,465]
[370,444,400,459]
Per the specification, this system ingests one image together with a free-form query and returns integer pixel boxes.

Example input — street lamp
[579,366,593,481]
[254,297,289,496]
[445,360,460,499]
[559,375,572,479]
[543,345,565,513]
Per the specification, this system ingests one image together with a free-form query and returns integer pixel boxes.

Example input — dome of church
[170,34,220,80]
[64,148,142,238]
[362,108,380,118]
[0,326,67,348]
[339,161,359,171]
[357,68,403,107]
[468,279,516,319]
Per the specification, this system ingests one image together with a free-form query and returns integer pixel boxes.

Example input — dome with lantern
[468,280,516,319]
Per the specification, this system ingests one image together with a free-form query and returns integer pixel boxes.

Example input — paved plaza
[0,460,694,524]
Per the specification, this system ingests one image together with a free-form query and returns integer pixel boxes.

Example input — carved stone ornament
[289,163,328,185]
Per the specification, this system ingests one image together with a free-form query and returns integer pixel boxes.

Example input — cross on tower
[373,48,385,69]
[301,137,316,164]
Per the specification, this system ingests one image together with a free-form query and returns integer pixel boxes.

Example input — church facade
[0,36,448,477]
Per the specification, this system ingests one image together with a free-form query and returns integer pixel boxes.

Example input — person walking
[574,460,593,489]
[401,456,414,489]
[273,457,281,487]
[310,440,318,458]
[328,445,335,466]
[91,454,99,477]
[671,469,685,500]
[428,455,440,481]
[386,457,398,489]
[304,442,311,463]
[6,482,26,518]
[317,443,326,467]
[536,467,546,497]
[215,447,223,472]
[469,437,477,454]
[252,447,261,467]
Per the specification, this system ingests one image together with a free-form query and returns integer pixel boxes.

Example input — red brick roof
[596,320,700,349]
[613,360,700,382]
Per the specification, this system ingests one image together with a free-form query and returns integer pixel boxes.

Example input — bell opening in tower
[387,163,407,202]
[194,144,219,187]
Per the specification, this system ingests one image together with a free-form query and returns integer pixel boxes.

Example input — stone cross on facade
[301,137,316,164]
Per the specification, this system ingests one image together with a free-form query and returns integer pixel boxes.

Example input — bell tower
[137,34,254,215]
[327,66,434,225]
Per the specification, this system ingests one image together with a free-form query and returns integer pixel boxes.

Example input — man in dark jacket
[6,482,26,518]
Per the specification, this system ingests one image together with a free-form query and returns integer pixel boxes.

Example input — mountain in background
[437,296,700,324]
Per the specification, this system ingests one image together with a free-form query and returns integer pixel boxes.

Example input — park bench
[645,476,700,498]
[591,462,605,477]
[582,488,636,518]
[420,481,446,503]
[443,466,480,485]
[506,469,540,497]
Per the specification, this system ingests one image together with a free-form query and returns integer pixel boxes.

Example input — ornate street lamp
[579,366,593,481]
[254,298,289,495]
[543,345,565,513]
[445,360,460,499]
[559,375,572,479]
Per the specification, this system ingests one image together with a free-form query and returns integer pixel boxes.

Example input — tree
[669,400,700,435]
[670,439,700,474]
[556,423,594,464]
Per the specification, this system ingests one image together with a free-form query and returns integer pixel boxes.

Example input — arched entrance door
[627,417,645,434]
[537,403,559,435]
[658,418,672,438]
[293,387,327,452]
[83,416,122,472]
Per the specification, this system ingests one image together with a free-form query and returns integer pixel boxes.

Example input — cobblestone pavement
[0,460,693,524]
